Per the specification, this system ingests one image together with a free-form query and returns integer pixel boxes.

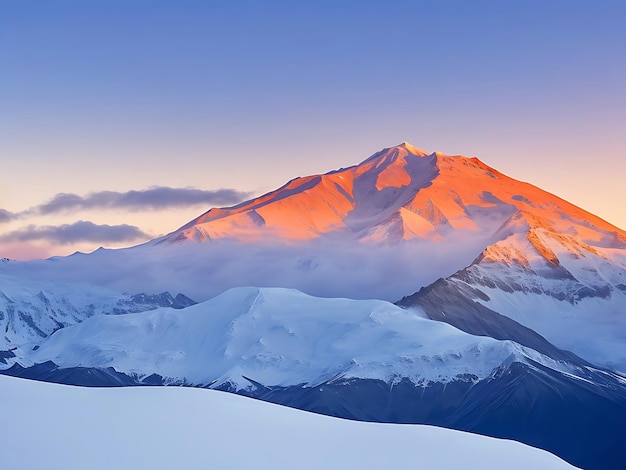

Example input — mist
[5,235,490,303]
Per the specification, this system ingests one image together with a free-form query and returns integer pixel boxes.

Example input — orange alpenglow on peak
[399,141,429,156]
[157,143,626,252]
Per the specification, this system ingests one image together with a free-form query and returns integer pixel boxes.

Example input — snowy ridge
[469,228,626,301]
[0,272,194,367]
[457,279,626,373]
[28,287,583,389]
[0,375,578,470]
[436,225,626,372]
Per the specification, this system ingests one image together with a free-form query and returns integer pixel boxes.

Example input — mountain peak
[158,142,626,247]
[398,141,429,156]
[359,142,430,166]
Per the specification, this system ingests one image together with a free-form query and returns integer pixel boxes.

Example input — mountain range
[2,142,625,469]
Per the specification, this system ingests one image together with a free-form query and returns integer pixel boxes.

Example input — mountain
[158,142,625,247]
[22,287,572,386]
[10,141,625,305]
[0,375,577,470]
[4,141,626,468]
[398,230,626,373]
[0,270,196,368]
[149,141,626,373]
[10,286,626,469]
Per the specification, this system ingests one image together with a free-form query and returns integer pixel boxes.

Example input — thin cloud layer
[0,209,15,223]
[0,221,149,245]
[15,235,487,302]
[0,187,252,224]
[34,187,253,214]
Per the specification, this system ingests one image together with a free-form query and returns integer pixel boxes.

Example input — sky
[1,0,625,259]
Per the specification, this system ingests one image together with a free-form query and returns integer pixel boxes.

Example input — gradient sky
[1,0,625,259]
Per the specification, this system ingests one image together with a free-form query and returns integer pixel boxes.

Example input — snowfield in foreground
[0,375,577,470]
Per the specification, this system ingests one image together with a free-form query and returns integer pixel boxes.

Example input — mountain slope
[399,227,626,373]
[0,271,195,367]
[159,142,438,243]
[27,287,552,387]
[159,142,626,248]
[14,286,626,469]
[0,375,578,470]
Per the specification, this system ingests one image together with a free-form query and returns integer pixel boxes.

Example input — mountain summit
[160,142,436,243]
[160,142,625,249]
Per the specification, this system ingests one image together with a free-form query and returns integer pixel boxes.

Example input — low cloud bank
[9,235,487,302]
[0,186,252,223]
[0,209,15,223]
[33,187,252,214]
[0,221,149,245]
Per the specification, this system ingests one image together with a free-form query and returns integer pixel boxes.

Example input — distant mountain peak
[359,141,429,165]
[399,141,429,155]
[154,143,625,248]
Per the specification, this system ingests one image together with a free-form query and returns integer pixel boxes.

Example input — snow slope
[405,228,626,372]
[0,375,577,470]
[9,286,625,469]
[0,271,195,368]
[28,287,579,389]
[473,286,626,373]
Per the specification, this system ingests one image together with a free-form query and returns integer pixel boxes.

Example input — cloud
[0,221,150,245]
[18,235,487,303]
[32,187,252,215]
[0,209,17,223]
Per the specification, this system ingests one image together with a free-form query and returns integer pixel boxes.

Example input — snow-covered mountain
[144,139,626,373]
[0,271,195,368]
[157,142,625,247]
[22,287,575,387]
[9,142,625,305]
[7,286,625,469]
[398,215,626,373]
[0,375,578,470]
[4,141,626,469]
[8,141,622,371]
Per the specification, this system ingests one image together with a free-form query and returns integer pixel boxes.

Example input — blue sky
[1,1,625,258]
